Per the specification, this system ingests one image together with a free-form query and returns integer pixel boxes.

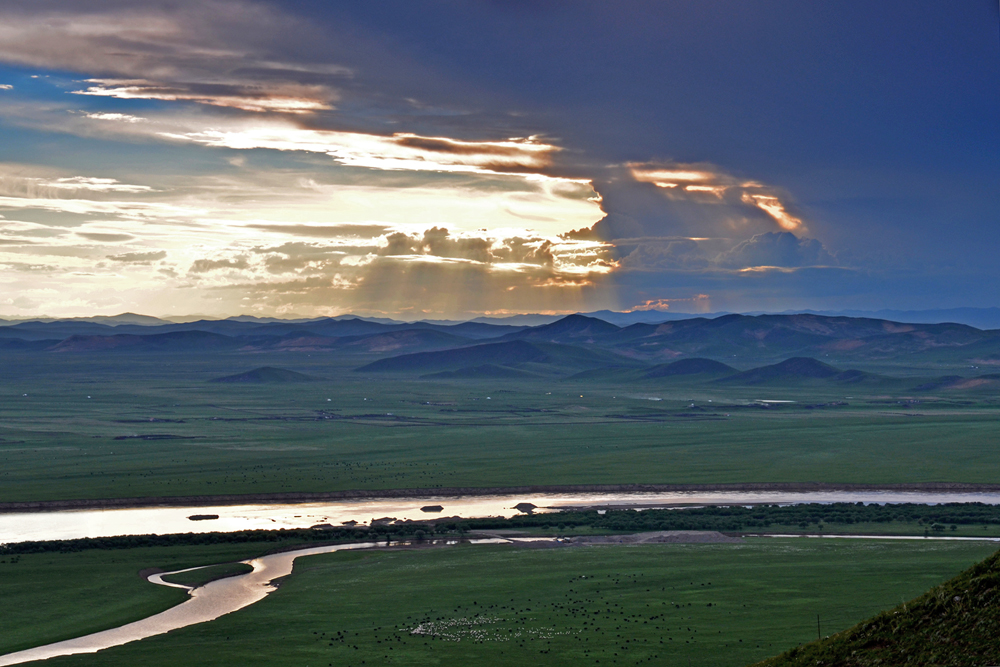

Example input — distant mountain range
[2,313,1000,388]
[3,306,1000,330]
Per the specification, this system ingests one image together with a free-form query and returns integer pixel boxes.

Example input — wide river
[5,489,1000,544]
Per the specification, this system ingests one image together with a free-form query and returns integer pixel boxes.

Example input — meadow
[0,541,287,655]
[7,538,993,667]
[1,351,998,503]
[2,328,999,666]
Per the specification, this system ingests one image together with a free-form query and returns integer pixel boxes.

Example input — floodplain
[1,538,994,667]
[3,312,1000,666]
[2,351,999,504]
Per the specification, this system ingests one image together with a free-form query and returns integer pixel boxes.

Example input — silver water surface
[0,538,512,666]
[4,490,1000,544]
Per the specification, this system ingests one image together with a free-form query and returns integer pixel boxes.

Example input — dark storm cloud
[0,1,346,114]
[715,233,834,270]
[0,0,995,316]
[618,239,709,272]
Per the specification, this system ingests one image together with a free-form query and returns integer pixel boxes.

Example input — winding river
[2,529,999,665]
[0,537,509,666]
[3,490,1000,663]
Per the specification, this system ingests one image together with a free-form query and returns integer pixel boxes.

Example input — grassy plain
[0,541,294,655]
[19,539,996,667]
[2,347,998,666]
[756,547,1000,666]
[1,352,999,503]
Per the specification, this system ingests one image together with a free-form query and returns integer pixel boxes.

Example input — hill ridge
[209,367,321,383]
[755,547,1000,666]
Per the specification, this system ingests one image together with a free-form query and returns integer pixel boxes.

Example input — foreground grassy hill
[756,548,1000,667]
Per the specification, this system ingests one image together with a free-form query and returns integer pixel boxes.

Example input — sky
[0,0,996,320]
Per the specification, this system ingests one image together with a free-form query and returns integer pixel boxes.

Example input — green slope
[755,547,1000,667]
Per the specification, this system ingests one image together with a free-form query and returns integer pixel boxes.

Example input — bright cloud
[84,112,147,123]
[740,193,803,231]
[75,79,335,114]
[627,161,805,232]
[0,2,850,319]
[162,124,561,176]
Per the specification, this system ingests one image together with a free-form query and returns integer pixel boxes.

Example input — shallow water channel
[0,537,511,666]
[2,528,999,665]
[5,490,1000,544]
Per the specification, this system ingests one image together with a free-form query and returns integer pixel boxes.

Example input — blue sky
[0,1,996,319]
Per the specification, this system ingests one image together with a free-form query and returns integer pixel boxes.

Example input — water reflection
[3,490,1000,545]
[0,538,505,666]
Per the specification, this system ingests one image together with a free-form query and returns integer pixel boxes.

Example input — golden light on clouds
[75,79,337,114]
[631,294,711,311]
[161,123,561,177]
[741,193,802,231]
[629,167,716,184]
[0,1,840,319]
[628,161,805,232]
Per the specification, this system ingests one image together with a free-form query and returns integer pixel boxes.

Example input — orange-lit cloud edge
[0,3,836,319]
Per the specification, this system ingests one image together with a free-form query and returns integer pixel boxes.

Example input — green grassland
[19,539,996,667]
[756,547,1000,666]
[1,351,999,502]
[0,541,294,655]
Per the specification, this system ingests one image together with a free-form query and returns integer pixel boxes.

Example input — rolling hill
[209,367,322,383]
[354,339,638,376]
[720,357,842,384]
[47,330,241,353]
[421,364,540,380]
[642,358,737,378]
[500,313,621,344]
[604,313,1000,363]
[2,312,999,372]
[755,547,1000,667]
[355,339,549,373]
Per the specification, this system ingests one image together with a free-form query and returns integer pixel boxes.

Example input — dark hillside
[424,321,524,339]
[0,320,119,340]
[643,357,737,378]
[500,314,621,343]
[209,367,321,383]
[912,374,1000,392]
[721,357,841,384]
[47,330,239,353]
[422,364,539,379]
[355,340,551,373]
[2,312,999,365]
[232,317,517,340]
[607,314,999,362]
[355,339,636,375]
[611,314,839,360]
[833,369,878,384]
[334,329,472,354]
[755,548,1000,667]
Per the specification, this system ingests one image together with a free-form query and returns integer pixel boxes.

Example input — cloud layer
[0,1,992,318]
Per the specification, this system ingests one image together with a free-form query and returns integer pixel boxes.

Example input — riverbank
[5,481,1000,513]
[2,535,996,667]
